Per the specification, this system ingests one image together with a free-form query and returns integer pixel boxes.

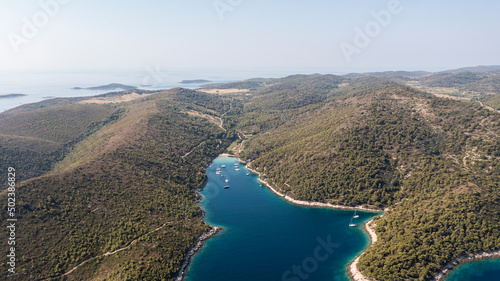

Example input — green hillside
[0,104,117,182]
[0,90,236,280]
[237,77,500,280]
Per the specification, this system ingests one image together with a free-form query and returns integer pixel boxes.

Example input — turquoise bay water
[444,259,500,281]
[184,155,380,281]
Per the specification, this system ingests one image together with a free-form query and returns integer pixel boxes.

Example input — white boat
[225,179,229,183]
[246,173,250,176]
[221,165,226,168]
[349,218,356,227]
[216,171,221,175]
[353,210,359,219]
[235,168,240,171]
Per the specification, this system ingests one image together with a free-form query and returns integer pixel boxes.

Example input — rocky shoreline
[175,226,221,281]
[431,249,500,281]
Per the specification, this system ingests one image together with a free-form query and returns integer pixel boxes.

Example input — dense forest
[1,69,500,280]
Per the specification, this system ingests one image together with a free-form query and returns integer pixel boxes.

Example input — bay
[184,155,380,281]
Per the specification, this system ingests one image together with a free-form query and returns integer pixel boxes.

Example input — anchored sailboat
[353,210,359,218]
[349,218,356,227]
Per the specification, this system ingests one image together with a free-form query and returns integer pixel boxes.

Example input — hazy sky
[1,0,499,73]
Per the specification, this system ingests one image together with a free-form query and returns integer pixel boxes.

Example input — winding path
[60,221,172,277]
[182,100,233,158]
[182,141,206,159]
[218,99,233,132]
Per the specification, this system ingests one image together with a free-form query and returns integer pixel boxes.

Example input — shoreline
[431,249,500,281]
[219,153,239,157]
[175,226,221,281]
[244,162,384,213]
[348,218,379,281]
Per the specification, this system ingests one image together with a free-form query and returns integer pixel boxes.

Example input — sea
[444,259,500,281]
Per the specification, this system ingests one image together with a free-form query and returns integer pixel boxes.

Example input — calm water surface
[184,155,380,281]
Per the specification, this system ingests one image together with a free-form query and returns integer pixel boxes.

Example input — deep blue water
[444,258,500,281]
[184,155,380,281]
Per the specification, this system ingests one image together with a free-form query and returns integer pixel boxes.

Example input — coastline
[244,162,384,212]
[175,226,221,281]
[241,159,382,281]
[431,249,500,281]
[348,218,379,281]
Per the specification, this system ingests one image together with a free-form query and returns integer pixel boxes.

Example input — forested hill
[0,88,237,280]
[233,75,500,280]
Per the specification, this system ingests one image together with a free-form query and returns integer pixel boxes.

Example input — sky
[1,0,500,73]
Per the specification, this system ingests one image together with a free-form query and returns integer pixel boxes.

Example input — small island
[179,79,212,84]
[73,83,137,91]
[0,93,27,99]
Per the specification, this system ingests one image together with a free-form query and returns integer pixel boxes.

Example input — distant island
[73,83,137,91]
[0,93,26,99]
[179,79,212,84]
